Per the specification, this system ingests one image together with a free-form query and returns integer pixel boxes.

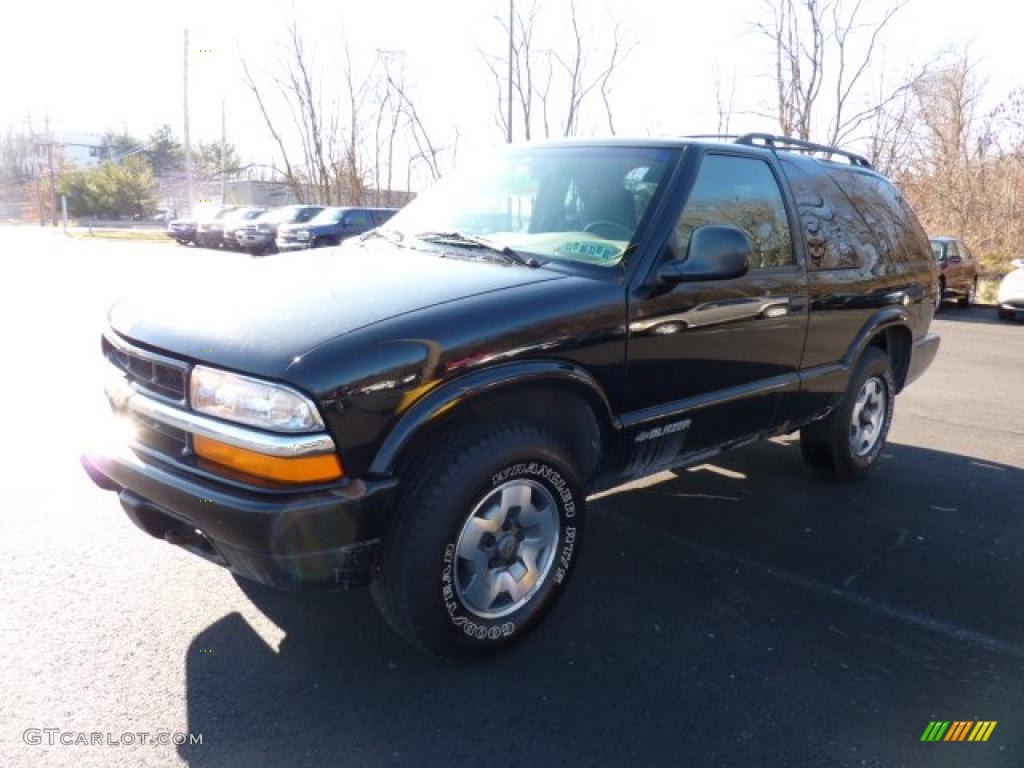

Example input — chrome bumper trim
[105,373,336,457]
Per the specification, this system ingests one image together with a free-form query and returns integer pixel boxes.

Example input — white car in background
[998,259,1024,321]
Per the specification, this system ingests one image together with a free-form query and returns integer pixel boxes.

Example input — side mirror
[660,225,752,284]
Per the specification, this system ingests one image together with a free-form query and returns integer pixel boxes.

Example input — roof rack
[682,134,744,141]
[734,133,873,169]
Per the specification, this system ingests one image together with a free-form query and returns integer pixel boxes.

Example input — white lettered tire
[371,422,584,659]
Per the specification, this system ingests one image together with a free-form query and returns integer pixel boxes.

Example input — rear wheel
[371,421,584,659]
[800,347,895,480]
[959,279,977,307]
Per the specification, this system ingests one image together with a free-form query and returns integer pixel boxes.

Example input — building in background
[45,132,105,169]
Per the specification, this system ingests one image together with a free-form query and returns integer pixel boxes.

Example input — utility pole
[507,0,514,143]
[220,100,227,205]
[43,114,57,226]
[47,142,57,226]
[183,29,194,217]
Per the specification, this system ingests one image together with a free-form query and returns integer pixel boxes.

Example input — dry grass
[65,229,172,244]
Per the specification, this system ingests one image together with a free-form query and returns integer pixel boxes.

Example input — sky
[1,0,1020,188]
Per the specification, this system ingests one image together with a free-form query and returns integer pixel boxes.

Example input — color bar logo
[920,721,997,742]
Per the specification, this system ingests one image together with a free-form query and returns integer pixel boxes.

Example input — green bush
[59,157,158,218]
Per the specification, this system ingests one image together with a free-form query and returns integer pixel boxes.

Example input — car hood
[108,242,565,379]
[281,221,334,234]
[998,269,1024,301]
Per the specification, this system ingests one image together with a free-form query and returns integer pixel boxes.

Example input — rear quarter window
[825,167,931,268]
[780,158,930,272]
[779,157,867,270]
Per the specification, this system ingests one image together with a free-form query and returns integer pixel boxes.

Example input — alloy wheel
[454,479,560,619]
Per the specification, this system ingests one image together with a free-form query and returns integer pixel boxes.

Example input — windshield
[258,207,300,223]
[383,145,678,266]
[309,207,345,225]
[930,241,946,260]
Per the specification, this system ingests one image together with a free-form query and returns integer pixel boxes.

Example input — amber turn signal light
[193,435,343,484]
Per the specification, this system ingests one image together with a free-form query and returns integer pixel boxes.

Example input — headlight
[189,366,324,432]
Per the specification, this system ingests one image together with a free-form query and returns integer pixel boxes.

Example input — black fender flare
[843,306,912,368]
[369,360,619,475]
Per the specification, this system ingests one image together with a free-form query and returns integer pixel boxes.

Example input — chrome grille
[103,334,188,404]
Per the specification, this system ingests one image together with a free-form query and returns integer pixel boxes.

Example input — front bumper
[197,230,223,246]
[905,332,941,388]
[276,237,310,251]
[237,232,274,250]
[82,442,397,590]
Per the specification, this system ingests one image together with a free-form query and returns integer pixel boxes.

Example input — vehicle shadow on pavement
[179,439,1024,768]
[935,304,1007,325]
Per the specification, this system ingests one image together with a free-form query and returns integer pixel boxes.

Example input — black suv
[276,206,398,251]
[236,205,325,254]
[83,134,940,658]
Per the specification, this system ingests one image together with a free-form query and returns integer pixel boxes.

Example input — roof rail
[734,132,873,169]
[683,133,744,141]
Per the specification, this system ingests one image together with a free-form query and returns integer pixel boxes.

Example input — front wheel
[371,422,584,659]
[800,347,895,481]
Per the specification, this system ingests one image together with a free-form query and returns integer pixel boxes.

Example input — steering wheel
[583,220,633,240]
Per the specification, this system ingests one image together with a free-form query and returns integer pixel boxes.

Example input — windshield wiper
[414,231,544,267]
[360,228,404,244]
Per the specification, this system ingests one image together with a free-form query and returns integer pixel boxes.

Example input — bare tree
[909,51,993,241]
[713,65,737,135]
[240,54,303,201]
[241,14,447,205]
[481,1,633,140]
[755,0,920,144]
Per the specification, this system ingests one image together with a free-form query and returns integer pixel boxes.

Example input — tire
[800,347,895,481]
[371,421,584,659]
[958,279,977,307]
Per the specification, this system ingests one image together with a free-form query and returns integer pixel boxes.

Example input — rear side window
[825,167,931,268]
[676,154,794,269]
[345,210,374,229]
[779,157,866,270]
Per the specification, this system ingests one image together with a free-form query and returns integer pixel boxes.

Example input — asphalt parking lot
[2,225,1022,767]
